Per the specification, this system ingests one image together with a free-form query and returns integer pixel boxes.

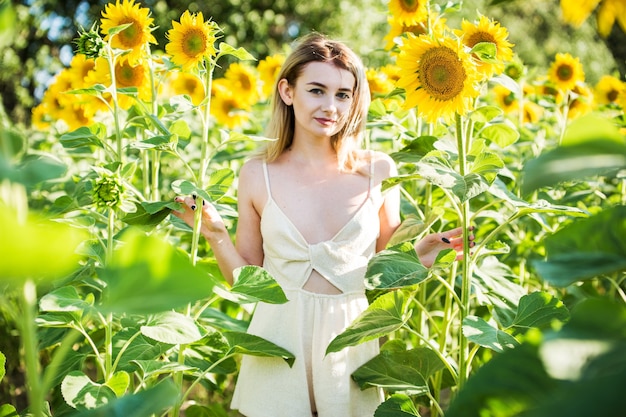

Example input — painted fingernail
[442,237,451,244]
[191,205,196,211]
[192,194,197,200]
[202,199,207,206]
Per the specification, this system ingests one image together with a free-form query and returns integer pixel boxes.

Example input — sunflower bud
[504,60,525,82]
[92,174,124,209]
[74,23,106,59]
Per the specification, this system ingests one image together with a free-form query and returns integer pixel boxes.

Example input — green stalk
[455,113,472,389]
[190,62,215,265]
[147,44,160,201]
[20,280,44,417]
[106,46,124,163]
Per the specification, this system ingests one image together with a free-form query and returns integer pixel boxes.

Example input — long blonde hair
[261,33,371,172]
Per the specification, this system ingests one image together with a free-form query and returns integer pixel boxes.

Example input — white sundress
[230,160,384,417]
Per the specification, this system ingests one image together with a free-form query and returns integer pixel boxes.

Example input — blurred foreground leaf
[0,206,87,284]
[522,115,626,194]
[533,205,626,286]
[97,229,217,314]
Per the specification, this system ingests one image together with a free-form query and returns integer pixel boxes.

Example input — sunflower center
[182,29,208,57]
[418,46,467,101]
[116,62,144,87]
[467,32,496,48]
[119,19,143,48]
[184,78,199,93]
[399,0,421,12]
[556,64,573,81]
[607,89,619,102]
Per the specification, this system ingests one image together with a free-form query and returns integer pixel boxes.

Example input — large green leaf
[352,347,447,394]
[462,316,519,353]
[0,206,87,284]
[222,265,288,304]
[414,158,490,202]
[365,248,428,289]
[326,291,407,354]
[374,393,420,417]
[533,206,626,285]
[39,286,94,312]
[61,371,117,410]
[112,328,172,373]
[140,311,206,344]
[97,229,216,314]
[522,114,626,194]
[69,378,180,417]
[223,331,295,367]
[479,123,519,148]
[0,405,18,417]
[184,332,238,375]
[389,136,438,163]
[510,291,570,329]
[121,201,178,226]
[473,256,527,328]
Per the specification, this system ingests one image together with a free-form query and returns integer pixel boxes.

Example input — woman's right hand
[172,195,227,239]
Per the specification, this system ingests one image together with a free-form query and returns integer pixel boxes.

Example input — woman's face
[279,61,356,140]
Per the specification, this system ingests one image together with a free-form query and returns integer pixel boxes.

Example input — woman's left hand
[415,226,475,268]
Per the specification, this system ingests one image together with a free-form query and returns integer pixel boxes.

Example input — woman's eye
[337,93,351,100]
[309,88,323,95]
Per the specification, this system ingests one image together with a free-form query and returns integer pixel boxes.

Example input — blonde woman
[174,33,470,417]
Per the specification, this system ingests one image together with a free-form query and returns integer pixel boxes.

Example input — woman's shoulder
[238,157,267,192]
[355,149,397,179]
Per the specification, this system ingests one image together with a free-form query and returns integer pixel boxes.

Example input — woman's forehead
[298,61,356,90]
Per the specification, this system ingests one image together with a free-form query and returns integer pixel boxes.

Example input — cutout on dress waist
[302,269,343,295]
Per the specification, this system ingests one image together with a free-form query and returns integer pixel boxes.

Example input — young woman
[173,33,470,417]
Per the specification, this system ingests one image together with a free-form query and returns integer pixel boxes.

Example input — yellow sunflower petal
[560,0,601,27]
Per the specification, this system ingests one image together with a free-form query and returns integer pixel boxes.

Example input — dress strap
[368,150,375,192]
[262,160,272,198]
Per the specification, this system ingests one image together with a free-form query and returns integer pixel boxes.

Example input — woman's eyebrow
[306,81,353,92]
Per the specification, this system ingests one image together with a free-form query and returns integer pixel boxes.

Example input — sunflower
[522,101,543,124]
[384,14,447,51]
[396,33,480,123]
[166,10,220,71]
[257,53,284,100]
[596,0,626,37]
[210,82,250,129]
[455,15,514,79]
[86,57,151,109]
[223,62,260,108]
[594,74,625,106]
[560,0,600,27]
[568,83,594,119]
[100,0,156,65]
[493,85,517,114]
[548,52,585,92]
[388,0,428,26]
[31,103,51,131]
[169,72,206,105]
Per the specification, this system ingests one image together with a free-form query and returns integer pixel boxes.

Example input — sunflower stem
[105,45,124,164]
[455,112,472,391]
[190,62,215,266]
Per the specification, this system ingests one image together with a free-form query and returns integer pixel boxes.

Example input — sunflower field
[1,0,625,416]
